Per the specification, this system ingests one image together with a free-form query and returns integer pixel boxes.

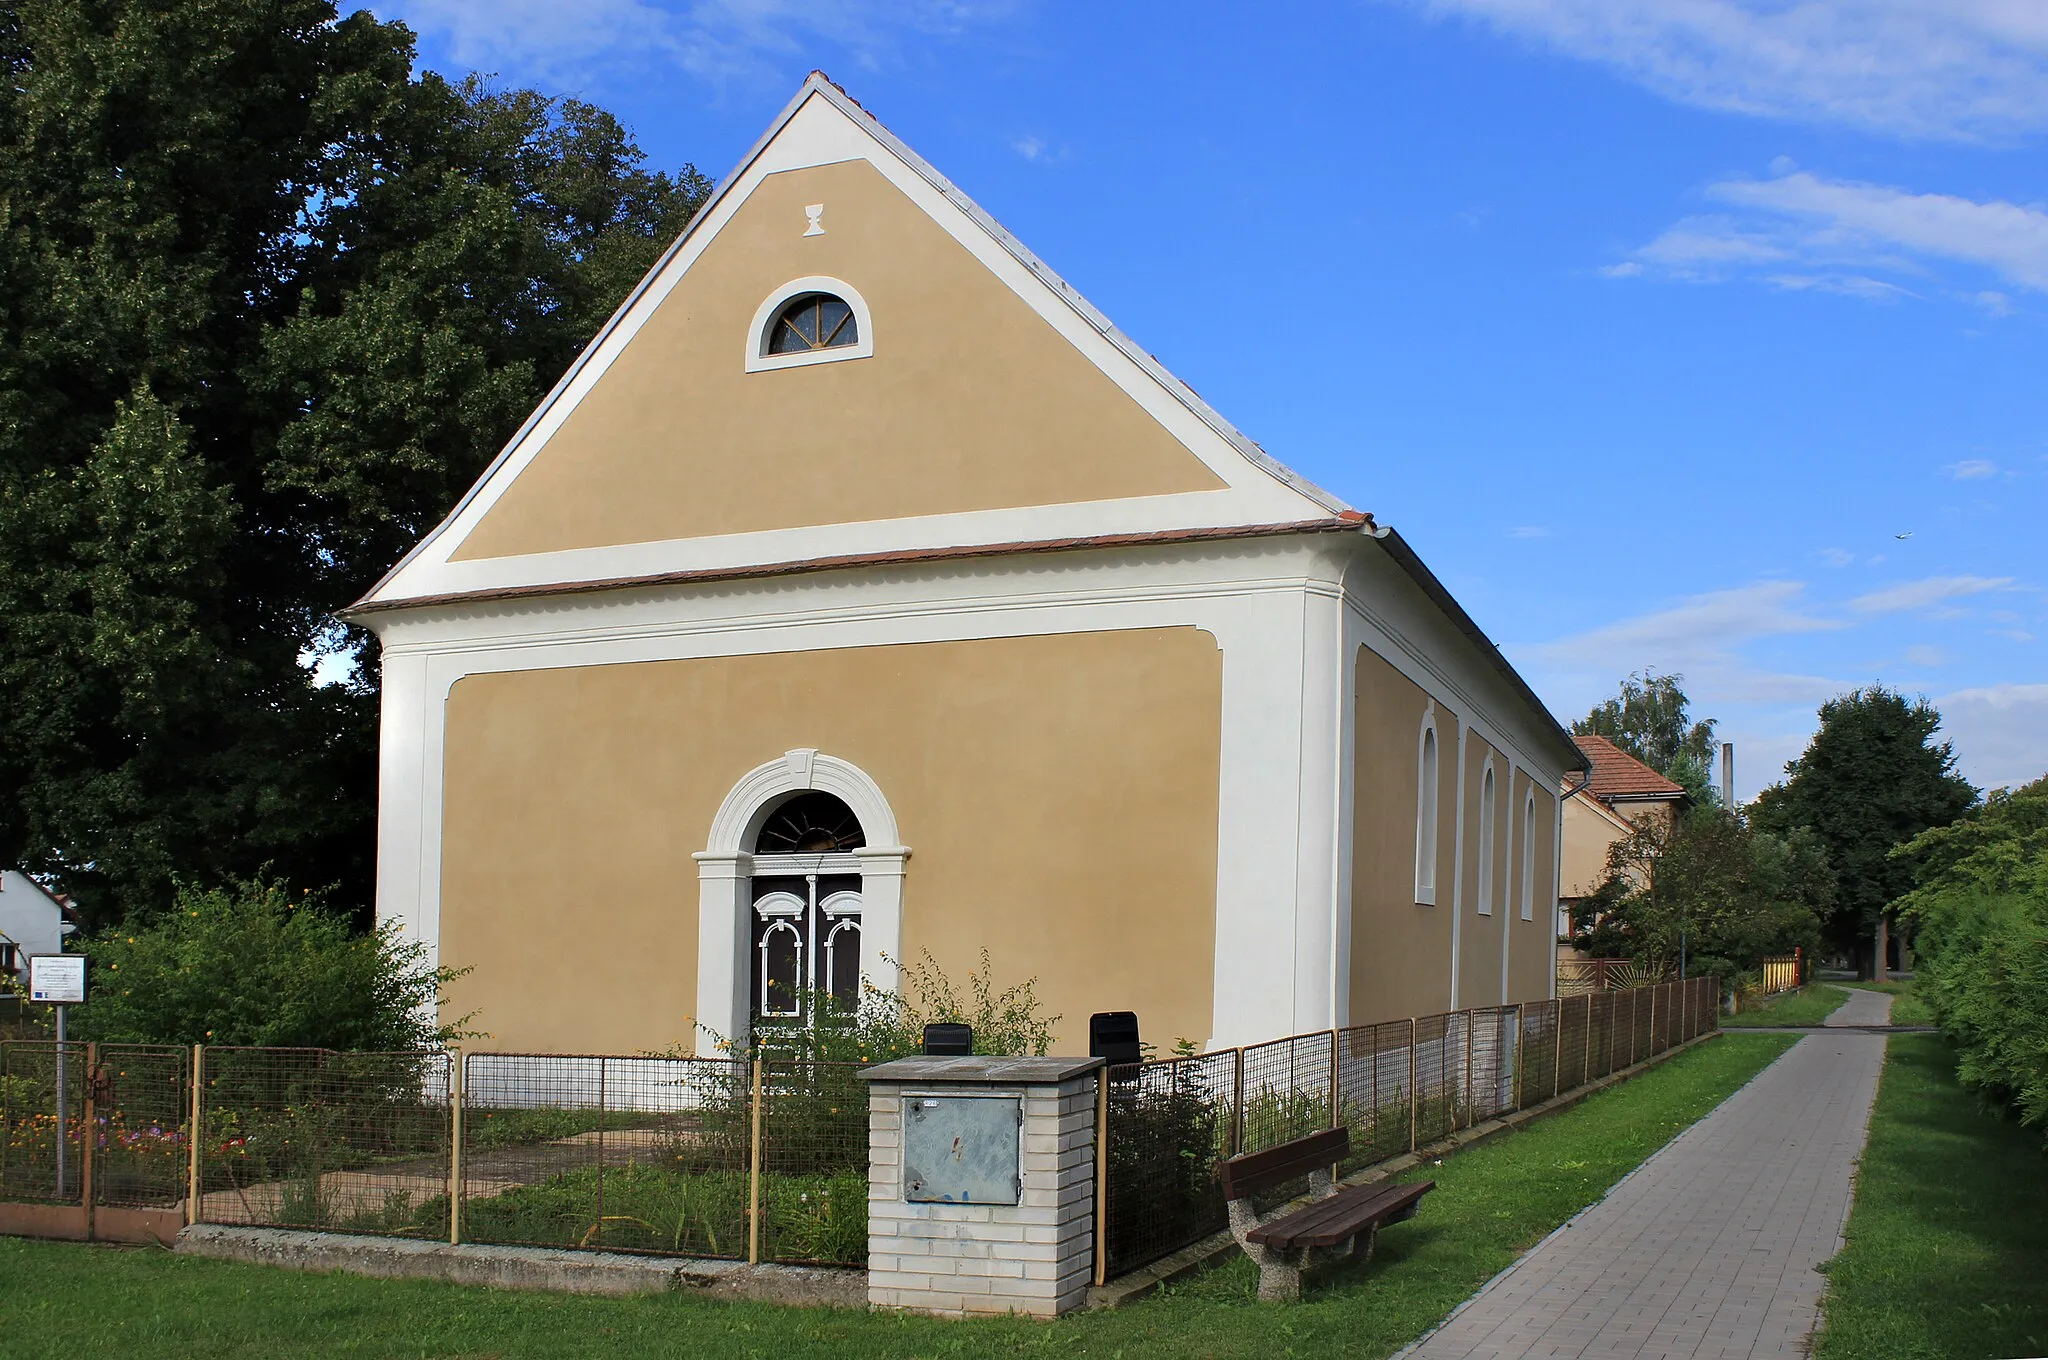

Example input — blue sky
[376,0,2047,799]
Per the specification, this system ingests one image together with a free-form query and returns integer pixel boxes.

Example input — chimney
[1721,742,1735,807]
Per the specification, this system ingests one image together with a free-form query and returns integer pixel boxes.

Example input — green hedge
[1894,777,2048,1139]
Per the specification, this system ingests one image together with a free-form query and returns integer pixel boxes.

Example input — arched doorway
[694,749,908,1048]
[749,791,866,1023]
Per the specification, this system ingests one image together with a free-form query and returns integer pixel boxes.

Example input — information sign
[28,954,87,1004]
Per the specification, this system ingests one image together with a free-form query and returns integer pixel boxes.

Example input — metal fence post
[1092,1068,1110,1288]
[747,1057,765,1266]
[1407,1018,1418,1152]
[1327,1029,1341,1132]
[595,1057,608,1246]
[1581,996,1593,1085]
[81,1041,98,1240]
[448,1051,464,1246]
[187,1043,204,1226]
[1552,1000,1563,1100]
[1512,1003,1525,1111]
[1231,1047,1245,1157]
[1463,1011,1475,1129]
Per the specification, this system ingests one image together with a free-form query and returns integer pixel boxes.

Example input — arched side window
[745,276,874,372]
[1414,715,1440,905]
[1476,762,1496,916]
[1520,790,1537,921]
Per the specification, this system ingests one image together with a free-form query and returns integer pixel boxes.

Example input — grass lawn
[1812,1033,2048,1360]
[0,1034,1794,1360]
[1843,980,1935,1027]
[1723,982,1850,1027]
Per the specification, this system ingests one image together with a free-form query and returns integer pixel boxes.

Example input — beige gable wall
[1347,645,1456,1024]
[454,158,1225,561]
[437,627,1222,1054]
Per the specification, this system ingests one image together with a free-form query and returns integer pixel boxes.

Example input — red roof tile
[1573,734,1686,802]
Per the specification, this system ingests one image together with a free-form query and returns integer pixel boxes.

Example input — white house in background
[0,870,75,982]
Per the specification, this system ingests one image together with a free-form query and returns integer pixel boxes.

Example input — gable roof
[1573,735,1687,804]
[350,72,1352,613]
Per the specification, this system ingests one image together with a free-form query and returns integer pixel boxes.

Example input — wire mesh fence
[456,1053,753,1259]
[1,1041,85,1204]
[197,1048,452,1238]
[1101,1049,1235,1277]
[3,978,1725,1274]
[1099,979,1721,1280]
[92,1044,191,1210]
[1335,1020,1415,1171]
[760,1060,869,1265]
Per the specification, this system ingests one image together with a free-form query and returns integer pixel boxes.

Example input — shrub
[1894,777,2048,1139]
[67,876,468,1050]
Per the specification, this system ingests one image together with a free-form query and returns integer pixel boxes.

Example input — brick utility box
[860,1055,1103,1317]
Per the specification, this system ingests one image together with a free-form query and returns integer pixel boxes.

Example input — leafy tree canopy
[0,0,710,928]
[1573,670,1719,802]
[1891,775,2048,1137]
[1568,805,1827,984]
[67,877,467,1049]
[1751,687,1978,949]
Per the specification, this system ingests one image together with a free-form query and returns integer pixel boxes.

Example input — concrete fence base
[174,1224,865,1307]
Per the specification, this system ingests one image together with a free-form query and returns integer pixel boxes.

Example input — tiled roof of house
[1573,734,1686,802]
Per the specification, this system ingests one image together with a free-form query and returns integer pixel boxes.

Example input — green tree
[1568,806,1827,984]
[0,0,709,928]
[1892,776,2048,1138]
[1574,670,1720,801]
[68,877,466,1049]
[1752,687,1977,975]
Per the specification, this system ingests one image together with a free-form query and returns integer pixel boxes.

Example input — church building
[348,74,1587,1055]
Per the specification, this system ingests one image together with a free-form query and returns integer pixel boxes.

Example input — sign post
[28,954,88,1200]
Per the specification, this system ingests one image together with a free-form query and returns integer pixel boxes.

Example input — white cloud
[1904,644,1948,666]
[1935,682,2048,790]
[380,0,1017,89]
[1508,525,1553,539]
[1534,580,1840,668]
[1714,172,2048,290]
[1402,0,2048,140]
[1610,169,2048,299]
[1947,458,1999,478]
[1849,574,2015,614]
[1817,547,1856,567]
[1012,135,1047,162]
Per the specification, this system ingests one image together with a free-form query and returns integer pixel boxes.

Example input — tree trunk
[1873,914,1890,983]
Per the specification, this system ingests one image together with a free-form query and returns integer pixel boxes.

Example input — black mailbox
[1089,1011,1142,1066]
[923,1022,973,1055]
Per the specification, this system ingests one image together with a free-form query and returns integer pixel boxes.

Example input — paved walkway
[1402,993,1891,1360]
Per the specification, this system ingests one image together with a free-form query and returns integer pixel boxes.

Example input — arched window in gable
[766,292,858,354]
[746,277,874,372]
[1415,717,1440,905]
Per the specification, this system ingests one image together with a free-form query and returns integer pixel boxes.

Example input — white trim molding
[744,275,875,373]
[694,749,908,1048]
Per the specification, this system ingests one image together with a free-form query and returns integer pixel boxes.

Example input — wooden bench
[1217,1127,1435,1302]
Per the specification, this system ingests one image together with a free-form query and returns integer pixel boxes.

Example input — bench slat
[1246,1179,1434,1250]
[1218,1127,1350,1201]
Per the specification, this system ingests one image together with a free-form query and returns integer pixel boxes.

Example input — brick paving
[1402,993,1890,1360]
